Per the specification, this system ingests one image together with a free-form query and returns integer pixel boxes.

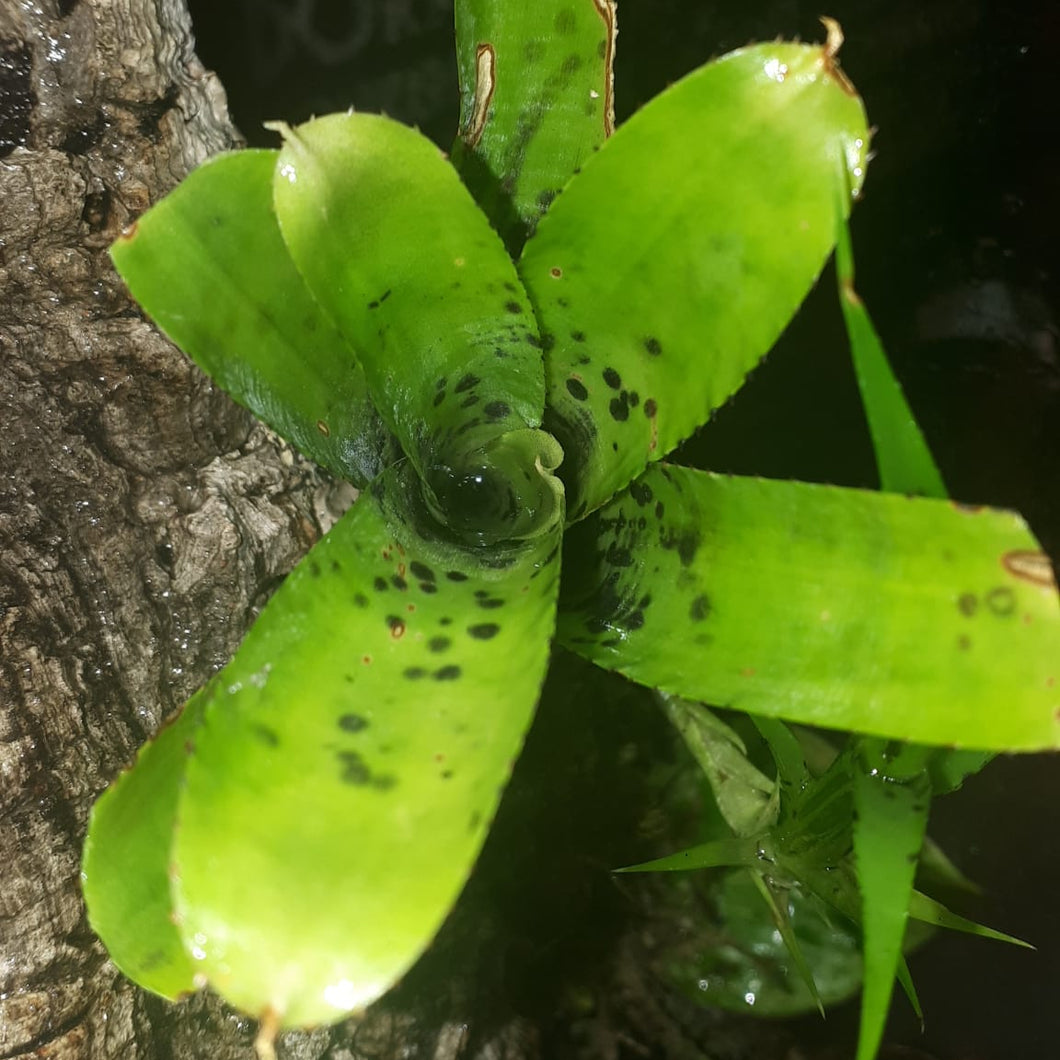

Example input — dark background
[182,2,1060,1056]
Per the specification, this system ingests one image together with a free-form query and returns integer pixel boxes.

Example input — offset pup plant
[81,3,1060,1059]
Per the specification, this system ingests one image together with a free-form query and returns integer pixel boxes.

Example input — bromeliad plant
[81,4,1060,1059]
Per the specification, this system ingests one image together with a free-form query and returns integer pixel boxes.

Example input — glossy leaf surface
[452,0,616,249]
[271,113,561,549]
[852,741,932,1060]
[835,197,946,500]
[559,464,1060,749]
[169,464,562,1027]
[81,699,204,1000]
[519,39,869,519]
[110,150,396,486]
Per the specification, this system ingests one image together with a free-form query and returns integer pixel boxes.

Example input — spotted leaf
[558,463,1060,749]
[110,149,397,486]
[519,34,869,519]
[272,113,561,546]
[84,460,563,1028]
[451,0,616,250]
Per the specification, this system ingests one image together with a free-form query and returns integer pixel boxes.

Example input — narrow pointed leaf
[752,873,825,1016]
[558,463,1060,749]
[907,890,1033,949]
[81,700,205,1000]
[167,464,563,1027]
[519,35,869,519]
[835,203,946,499]
[109,150,397,485]
[852,739,932,1060]
[272,114,563,546]
[452,0,616,248]
[754,716,811,790]
[615,837,760,874]
[895,957,924,1028]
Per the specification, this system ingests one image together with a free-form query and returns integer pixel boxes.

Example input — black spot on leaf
[643,336,662,356]
[659,526,700,567]
[566,377,588,401]
[338,713,369,733]
[603,367,621,389]
[410,561,435,582]
[468,623,500,640]
[689,595,711,621]
[337,750,395,789]
[252,725,279,747]
[455,373,480,393]
[428,636,452,653]
[434,665,462,681]
[629,481,653,507]
[484,400,510,421]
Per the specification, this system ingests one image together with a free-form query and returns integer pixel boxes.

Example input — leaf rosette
[81,13,1060,1056]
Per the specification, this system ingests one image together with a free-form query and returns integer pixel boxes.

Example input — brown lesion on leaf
[592,0,618,136]
[1002,549,1058,590]
[462,42,496,149]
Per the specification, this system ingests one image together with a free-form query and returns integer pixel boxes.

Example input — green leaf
[835,200,946,500]
[851,739,933,1060]
[109,150,397,486]
[656,693,776,837]
[895,956,924,1027]
[654,868,869,1017]
[271,113,563,546]
[452,0,616,249]
[558,463,1060,749]
[751,872,825,1016]
[87,461,563,1029]
[907,890,1033,949]
[518,36,869,519]
[927,749,995,795]
[754,716,811,791]
[615,837,760,874]
[81,699,204,1001]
